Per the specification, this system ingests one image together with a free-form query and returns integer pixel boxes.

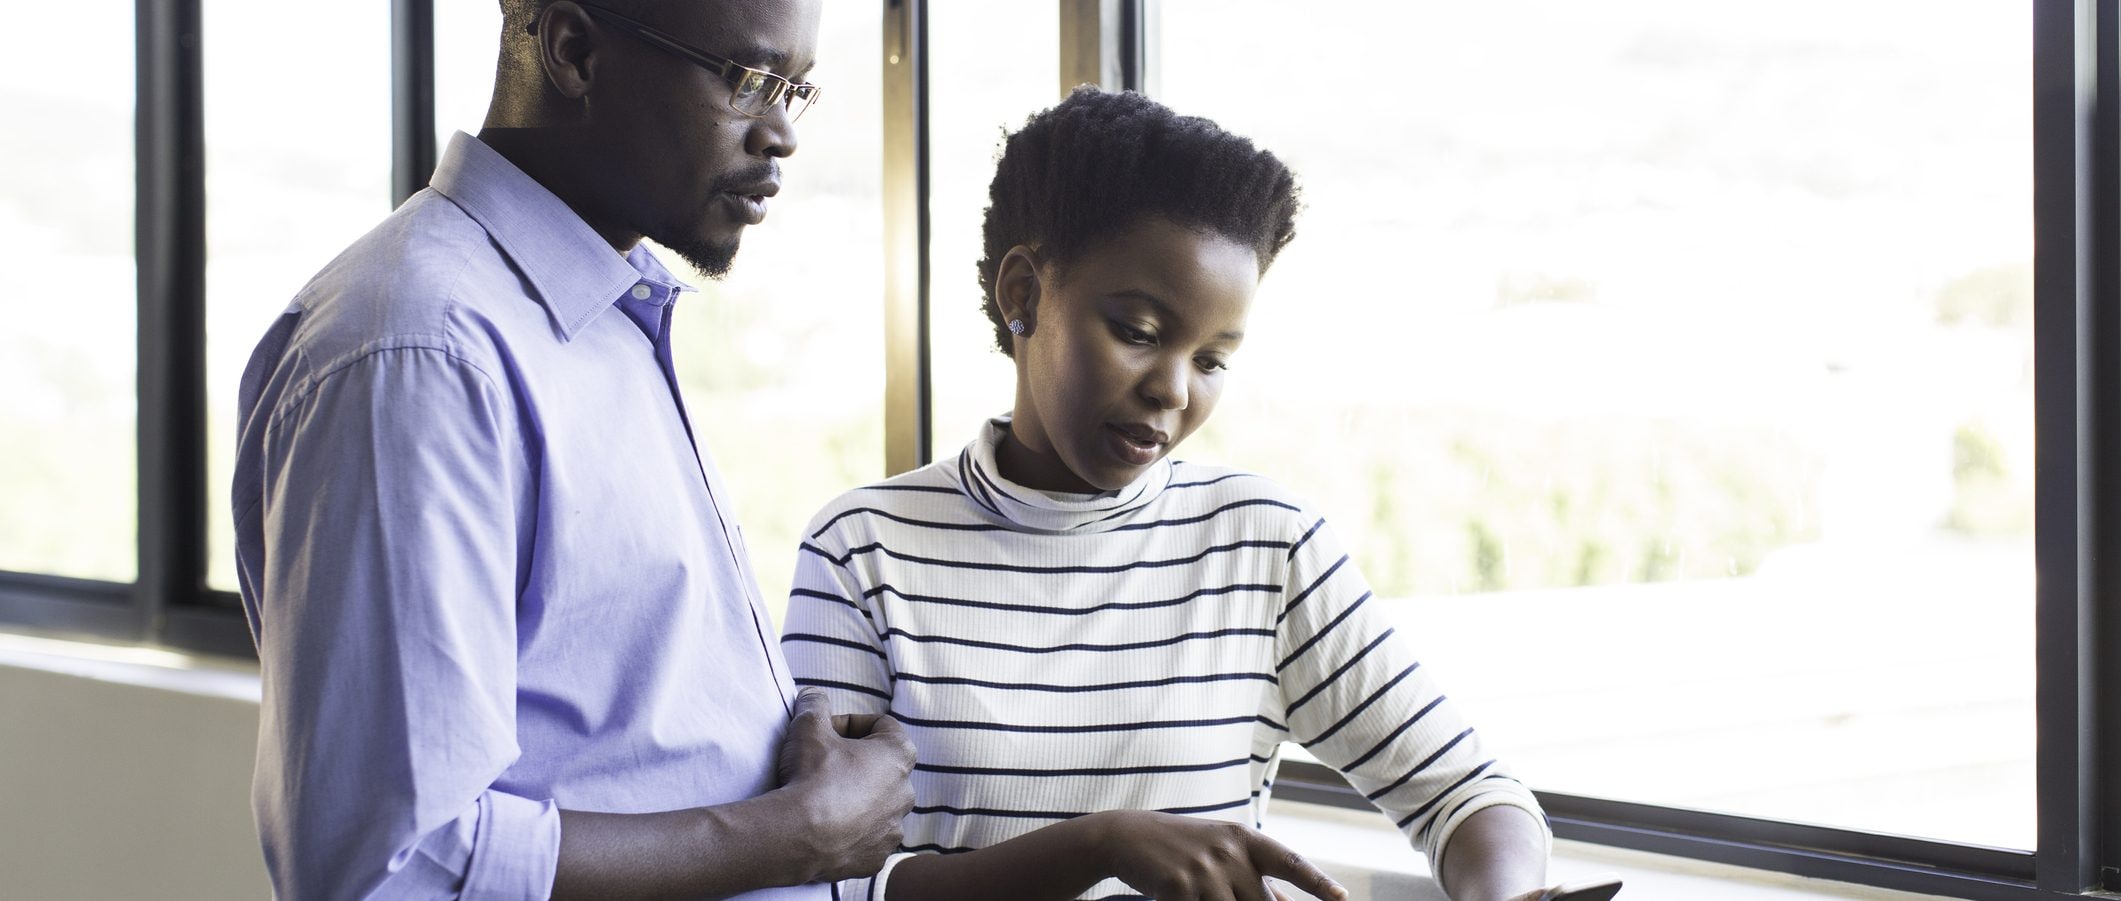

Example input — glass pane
[927,1,1061,457]
[658,7,887,621]
[204,0,394,592]
[1159,0,2034,848]
[436,0,502,150]
[0,1,137,582]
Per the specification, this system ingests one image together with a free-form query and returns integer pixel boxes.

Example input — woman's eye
[1196,357,1230,373]
[1112,321,1156,345]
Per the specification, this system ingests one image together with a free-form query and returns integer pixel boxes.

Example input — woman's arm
[888,810,1345,901]
[1271,513,1554,899]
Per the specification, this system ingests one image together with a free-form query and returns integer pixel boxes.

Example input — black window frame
[0,1,2112,897]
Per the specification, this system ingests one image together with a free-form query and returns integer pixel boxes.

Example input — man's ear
[994,245,1044,338]
[536,1,600,102]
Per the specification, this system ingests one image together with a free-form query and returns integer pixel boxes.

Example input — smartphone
[1541,877,1623,900]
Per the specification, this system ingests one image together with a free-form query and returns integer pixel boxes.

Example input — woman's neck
[993,419,1098,495]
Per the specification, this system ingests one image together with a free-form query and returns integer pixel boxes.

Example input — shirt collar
[429,131,690,340]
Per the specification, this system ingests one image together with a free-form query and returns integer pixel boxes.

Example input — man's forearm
[887,815,1111,901]
[553,788,823,900]
[1436,804,1549,901]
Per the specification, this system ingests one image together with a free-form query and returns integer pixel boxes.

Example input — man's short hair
[499,0,648,31]
[976,87,1301,356]
[499,0,543,29]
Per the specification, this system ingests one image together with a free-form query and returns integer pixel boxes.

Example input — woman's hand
[1089,809,1347,901]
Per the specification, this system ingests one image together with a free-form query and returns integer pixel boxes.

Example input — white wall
[0,636,268,900]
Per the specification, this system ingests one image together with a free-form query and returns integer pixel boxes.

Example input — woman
[782,88,1555,901]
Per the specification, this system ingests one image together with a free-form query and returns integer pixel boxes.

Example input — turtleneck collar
[949,415,1173,534]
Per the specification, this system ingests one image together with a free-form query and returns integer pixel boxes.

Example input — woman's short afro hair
[976,87,1301,356]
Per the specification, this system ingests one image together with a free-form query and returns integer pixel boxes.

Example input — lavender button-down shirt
[231,132,820,900]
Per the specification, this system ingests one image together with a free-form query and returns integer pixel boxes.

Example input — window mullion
[1058,0,1123,97]
[135,0,208,643]
[2084,0,2121,891]
[2033,0,2104,893]
[392,0,437,204]
[1129,0,1157,95]
[883,0,930,474]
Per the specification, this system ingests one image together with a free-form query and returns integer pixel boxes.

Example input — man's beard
[647,163,777,279]
[646,225,741,280]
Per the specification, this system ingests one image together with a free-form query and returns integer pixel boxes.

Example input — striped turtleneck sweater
[781,417,1548,900]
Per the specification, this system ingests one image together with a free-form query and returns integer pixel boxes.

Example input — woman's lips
[1103,423,1163,466]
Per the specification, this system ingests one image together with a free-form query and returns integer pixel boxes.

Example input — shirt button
[631,284,653,300]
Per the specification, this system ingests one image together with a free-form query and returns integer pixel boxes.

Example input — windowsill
[1262,799,1954,901]
[0,630,259,702]
[0,630,1954,900]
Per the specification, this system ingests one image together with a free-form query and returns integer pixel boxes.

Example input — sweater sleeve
[1272,514,1550,871]
[781,530,895,718]
[781,526,902,900]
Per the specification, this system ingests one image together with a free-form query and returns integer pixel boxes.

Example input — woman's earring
[1007,319,1027,336]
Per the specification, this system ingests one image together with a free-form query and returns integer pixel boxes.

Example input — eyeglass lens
[729,68,815,120]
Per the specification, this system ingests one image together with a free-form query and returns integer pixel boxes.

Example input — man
[230,1,913,897]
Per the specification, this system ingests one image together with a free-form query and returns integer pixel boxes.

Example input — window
[202,0,393,592]
[926,0,1060,451]
[434,2,500,154]
[1157,0,2035,850]
[1,3,2113,897]
[0,0,138,582]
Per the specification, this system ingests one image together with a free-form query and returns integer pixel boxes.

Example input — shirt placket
[635,286,794,717]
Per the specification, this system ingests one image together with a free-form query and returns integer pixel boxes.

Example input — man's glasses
[572,2,820,122]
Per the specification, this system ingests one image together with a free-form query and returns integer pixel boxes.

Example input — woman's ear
[994,245,1043,339]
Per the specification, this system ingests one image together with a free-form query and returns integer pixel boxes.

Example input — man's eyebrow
[728,44,788,67]
[729,44,813,80]
[1110,290,1245,341]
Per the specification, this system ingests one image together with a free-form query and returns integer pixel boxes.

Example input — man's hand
[1091,809,1347,901]
[775,688,918,883]
[550,690,914,898]
[831,711,894,739]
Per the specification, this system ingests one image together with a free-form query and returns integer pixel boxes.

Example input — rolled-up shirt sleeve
[246,341,558,899]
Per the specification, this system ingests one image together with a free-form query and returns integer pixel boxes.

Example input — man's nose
[746,104,800,158]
